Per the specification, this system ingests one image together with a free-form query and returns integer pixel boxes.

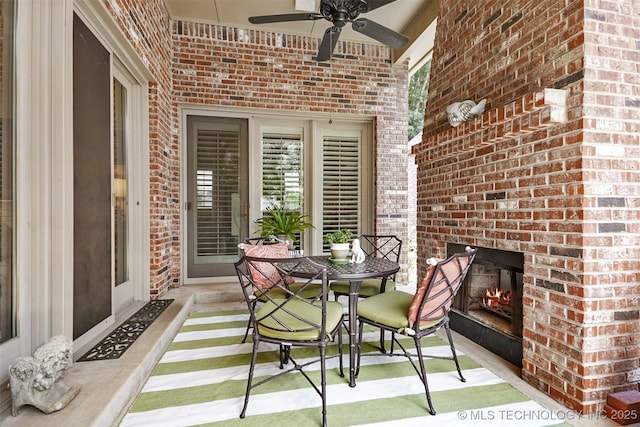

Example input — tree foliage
[408,60,431,141]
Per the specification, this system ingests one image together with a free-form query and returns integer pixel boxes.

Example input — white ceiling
[163,0,438,69]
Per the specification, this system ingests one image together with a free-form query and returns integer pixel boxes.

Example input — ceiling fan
[248,0,409,61]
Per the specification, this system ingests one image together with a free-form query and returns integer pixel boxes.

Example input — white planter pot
[330,242,350,260]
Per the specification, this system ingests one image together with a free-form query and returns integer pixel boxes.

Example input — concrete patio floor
[0,282,624,427]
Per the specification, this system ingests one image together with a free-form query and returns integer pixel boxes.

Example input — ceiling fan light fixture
[295,0,317,12]
[250,0,406,61]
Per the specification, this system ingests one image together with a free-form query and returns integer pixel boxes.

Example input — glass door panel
[260,126,305,249]
[187,116,248,277]
[112,63,138,314]
[113,78,128,287]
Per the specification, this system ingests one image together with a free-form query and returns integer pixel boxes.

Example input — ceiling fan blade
[352,18,408,48]
[363,0,398,12]
[248,13,323,24]
[316,26,342,61]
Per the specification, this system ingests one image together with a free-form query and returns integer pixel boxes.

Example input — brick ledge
[413,88,568,159]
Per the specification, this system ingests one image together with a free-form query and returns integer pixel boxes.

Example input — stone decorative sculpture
[9,335,81,416]
[350,239,365,264]
[446,98,487,127]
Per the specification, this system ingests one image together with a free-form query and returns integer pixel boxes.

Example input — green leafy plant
[255,205,314,243]
[323,229,354,244]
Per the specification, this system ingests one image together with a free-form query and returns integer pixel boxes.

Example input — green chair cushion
[256,299,344,341]
[357,290,442,331]
[290,282,324,299]
[331,278,396,297]
[255,281,323,301]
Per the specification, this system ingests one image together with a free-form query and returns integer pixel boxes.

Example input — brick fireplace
[448,243,524,368]
[413,0,640,415]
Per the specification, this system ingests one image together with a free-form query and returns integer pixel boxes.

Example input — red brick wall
[105,0,178,296]
[105,2,410,290]
[171,22,410,279]
[579,0,640,409]
[414,0,640,414]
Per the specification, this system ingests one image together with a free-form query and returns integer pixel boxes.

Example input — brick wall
[105,1,411,290]
[579,0,640,409]
[105,0,178,296]
[413,0,640,414]
[171,21,410,281]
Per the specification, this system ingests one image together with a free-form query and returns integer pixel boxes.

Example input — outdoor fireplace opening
[447,244,524,367]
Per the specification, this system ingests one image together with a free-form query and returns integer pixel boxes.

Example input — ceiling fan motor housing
[320,0,369,26]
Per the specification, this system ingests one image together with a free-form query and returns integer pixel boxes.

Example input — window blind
[322,135,360,251]
[196,127,239,256]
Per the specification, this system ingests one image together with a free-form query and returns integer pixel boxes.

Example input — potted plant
[323,229,354,262]
[255,205,314,248]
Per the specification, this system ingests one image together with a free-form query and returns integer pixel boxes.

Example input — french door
[256,118,374,256]
[259,123,307,249]
[318,127,365,253]
[112,66,135,312]
[184,114,372,279]
[186,116,249,277]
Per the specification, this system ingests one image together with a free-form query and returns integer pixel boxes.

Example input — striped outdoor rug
[121,309,569,427]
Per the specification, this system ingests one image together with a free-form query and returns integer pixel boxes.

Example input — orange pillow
[407,261,438,327]
[242,243,293,290]
[407,256,471,328]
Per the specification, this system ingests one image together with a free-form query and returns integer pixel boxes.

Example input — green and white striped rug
[121,309,569,427]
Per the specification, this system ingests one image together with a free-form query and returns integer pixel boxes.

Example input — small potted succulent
[255,205,314,248]
[323,229,354,262]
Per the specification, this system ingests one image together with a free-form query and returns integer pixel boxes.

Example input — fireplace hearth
[447,243,524,367]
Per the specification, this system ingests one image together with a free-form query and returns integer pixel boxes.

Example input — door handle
[243,202,248,219]
[186,201,192,211]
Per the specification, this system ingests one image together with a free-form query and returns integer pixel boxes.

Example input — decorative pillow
[407,258,438,327]
[243,243,294,290]
[407,255,472,328]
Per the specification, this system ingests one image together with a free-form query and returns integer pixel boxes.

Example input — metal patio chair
[355,246,477,415]
[331,234,402,299]
[235,255,344,427]
[237,236,321,343]
[331,234,402,350]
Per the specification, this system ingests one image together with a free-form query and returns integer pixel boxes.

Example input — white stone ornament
[446,98,487,127]
[9,335,81,416]
[350,239,366,264]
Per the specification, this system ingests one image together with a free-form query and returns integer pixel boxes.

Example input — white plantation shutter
[322,135,360,251]
[261,131,303,211]
[195,126,240,257]
[252,119,371,255]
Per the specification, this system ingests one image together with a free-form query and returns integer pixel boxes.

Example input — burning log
[482,288,500,307]
[482,288,512,307]
[500,290,512,305]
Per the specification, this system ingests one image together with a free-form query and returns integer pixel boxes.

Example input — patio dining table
[287,255,400,387]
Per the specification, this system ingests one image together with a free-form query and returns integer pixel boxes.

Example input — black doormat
[77,299,174,362]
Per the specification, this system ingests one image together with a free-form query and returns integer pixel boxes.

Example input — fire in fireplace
[482,287,511,308]
[447,244,524,367]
